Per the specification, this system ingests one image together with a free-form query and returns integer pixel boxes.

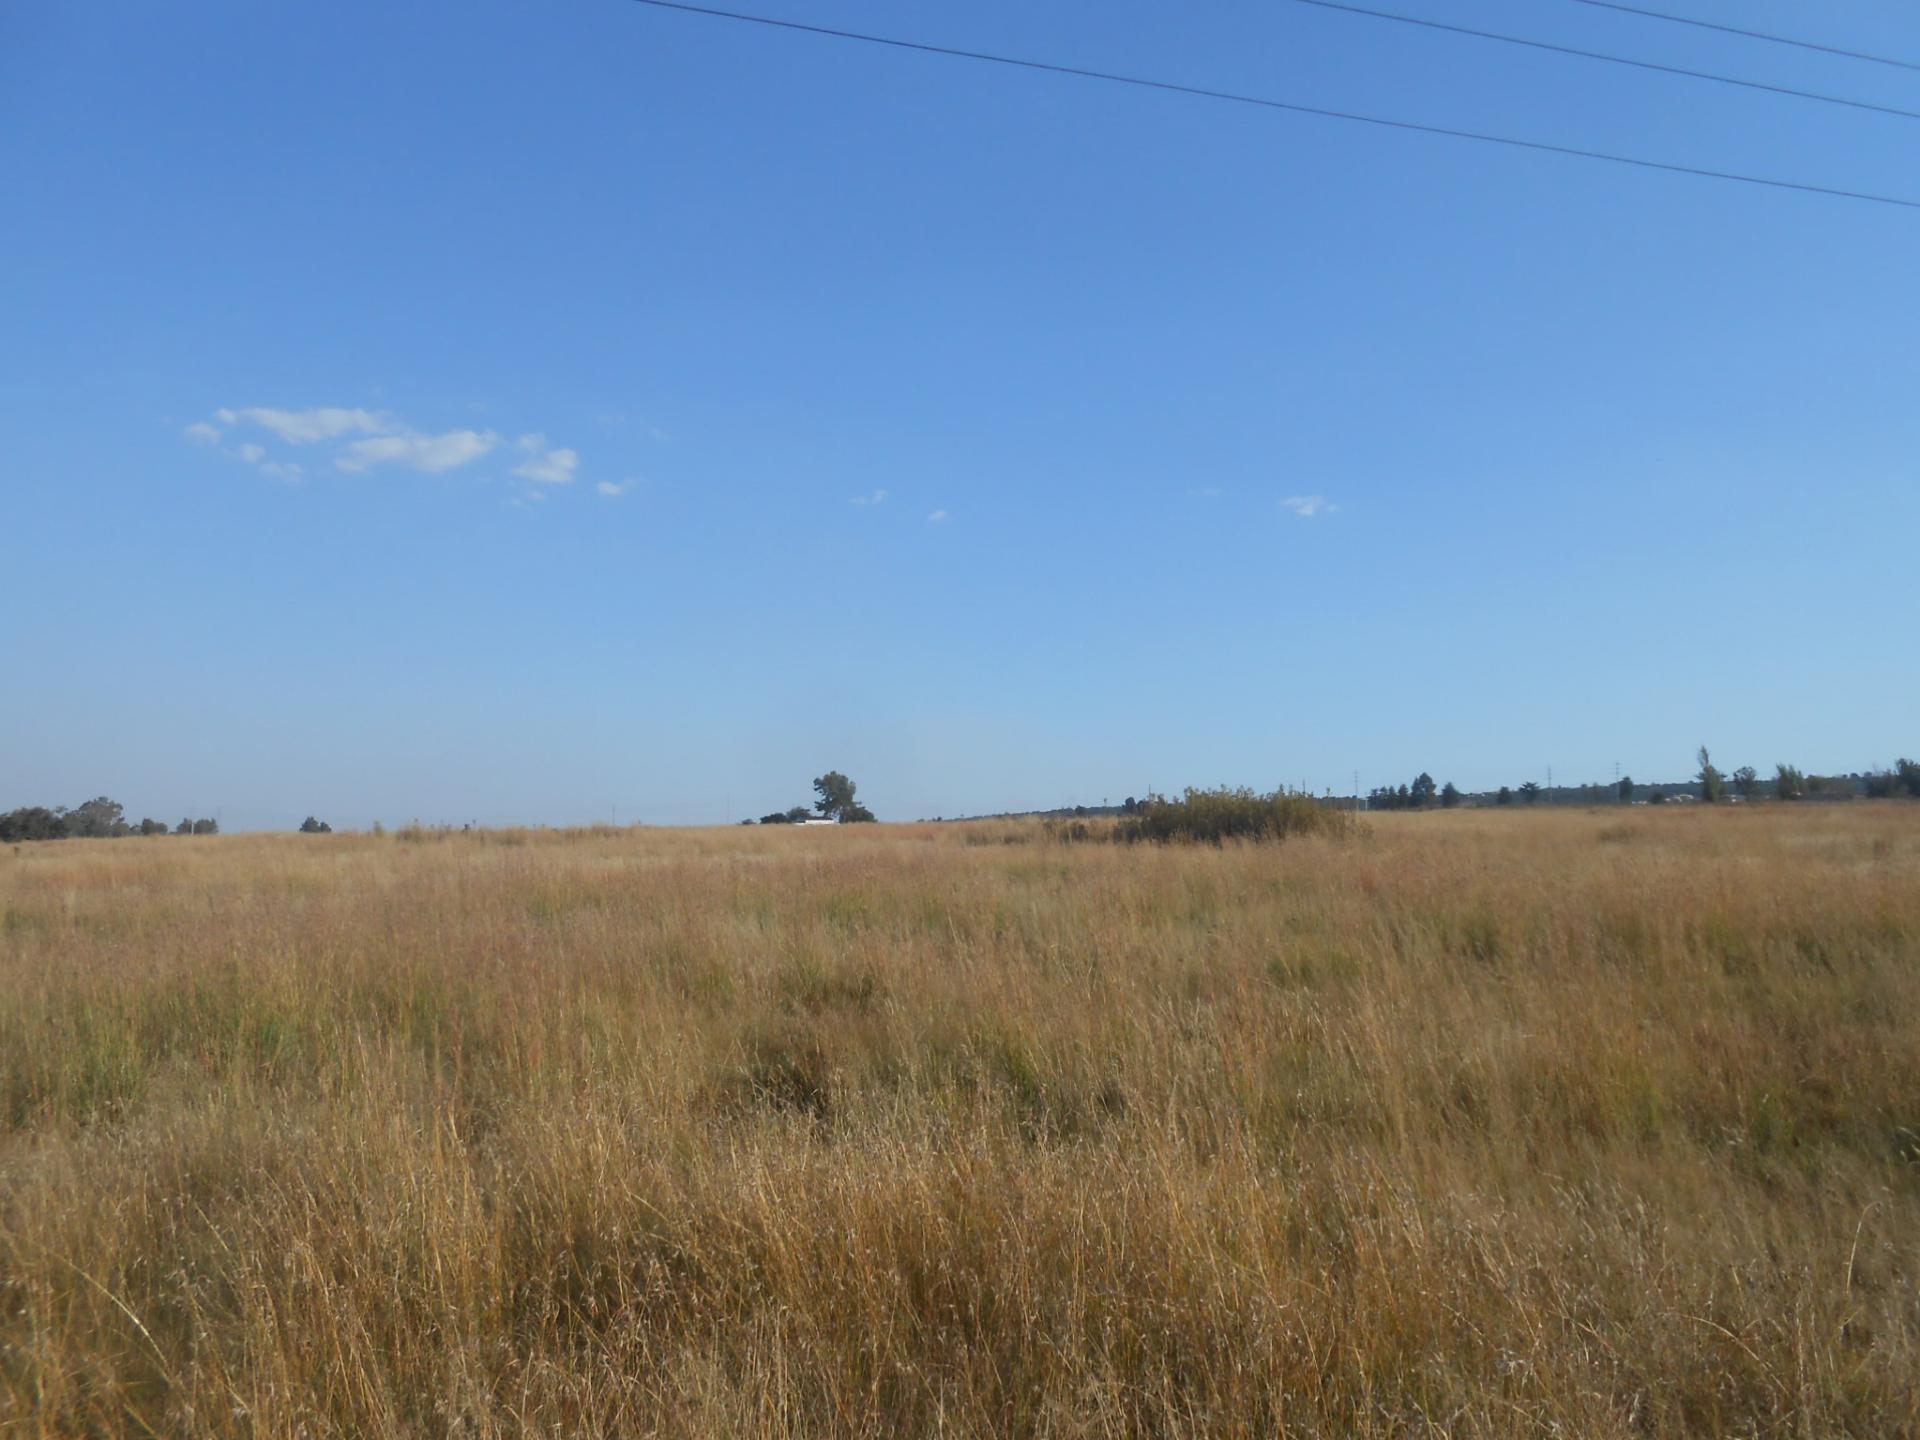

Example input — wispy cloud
[927,509,950,523]
[183,417,305,482]
[217,406,392,444]
[512,433,579,485]
[339,429,499,474]
[185,404,589,495]
[852,488,888,506]
[1281,494,1336,518]
[596,480,630,498]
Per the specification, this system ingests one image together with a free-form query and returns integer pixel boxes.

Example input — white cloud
[190,403,583,492]
[512,434,578,485]
[596,480,630,498]
[1281,495,1335,518]
[220,406,392,444]
[927,509,950,523]
[852,488,888,506]
[338,428,498,474]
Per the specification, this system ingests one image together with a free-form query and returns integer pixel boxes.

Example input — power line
[1563,0,1920,75]
[626,0,1920,211]
[1293,0,1920,124]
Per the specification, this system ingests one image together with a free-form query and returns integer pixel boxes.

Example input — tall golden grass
[1,805,1916,1436]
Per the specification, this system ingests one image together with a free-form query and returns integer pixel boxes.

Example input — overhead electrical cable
[626,0,1920,211]
[1562,0,1920,75]
[1292,0,1920,124]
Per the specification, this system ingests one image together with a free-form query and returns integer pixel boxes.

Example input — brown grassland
[2,805,1917,1437]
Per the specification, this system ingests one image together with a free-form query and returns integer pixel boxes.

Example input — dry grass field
[2,806,1917,1437]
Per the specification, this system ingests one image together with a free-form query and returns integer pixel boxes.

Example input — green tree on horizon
[813,771,876,823]
[1697,747,1725,804]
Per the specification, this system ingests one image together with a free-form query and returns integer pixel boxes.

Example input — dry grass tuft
[2,806,1917,1436]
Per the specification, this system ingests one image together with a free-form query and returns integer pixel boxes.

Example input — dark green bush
[1115,787,1353,845]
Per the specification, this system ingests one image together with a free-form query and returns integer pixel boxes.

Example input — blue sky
[4,0,1916,827]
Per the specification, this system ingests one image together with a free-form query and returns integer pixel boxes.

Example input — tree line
[0,797,217,842]
[1620,750,1919,804]
[1368,773,1464,810]
[1475,750,1920,807]
[1355,749,1919,811]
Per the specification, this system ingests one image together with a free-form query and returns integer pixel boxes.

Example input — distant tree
[757,806,812,824]
[1697,746,1724,803]
[1410,772,1438,809]
[1898,758,1920,798]
[1122,796,1140,816]
[812,771,853,817]
[137,817,168,836]
[1648,788,1667,805]
[190,818,218,835]
[1496,786,1512,806]
[1775,763,1805,801]
[812,771,874,822]
[1439,781,1461,808]
[1731,765,1759,801]
[1518,781,1541,804]
[1617,775,1633,803]
[1863,769,1901,799]
[175,819,193,835]
[298,816,332,833]
[63,796,127,839]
